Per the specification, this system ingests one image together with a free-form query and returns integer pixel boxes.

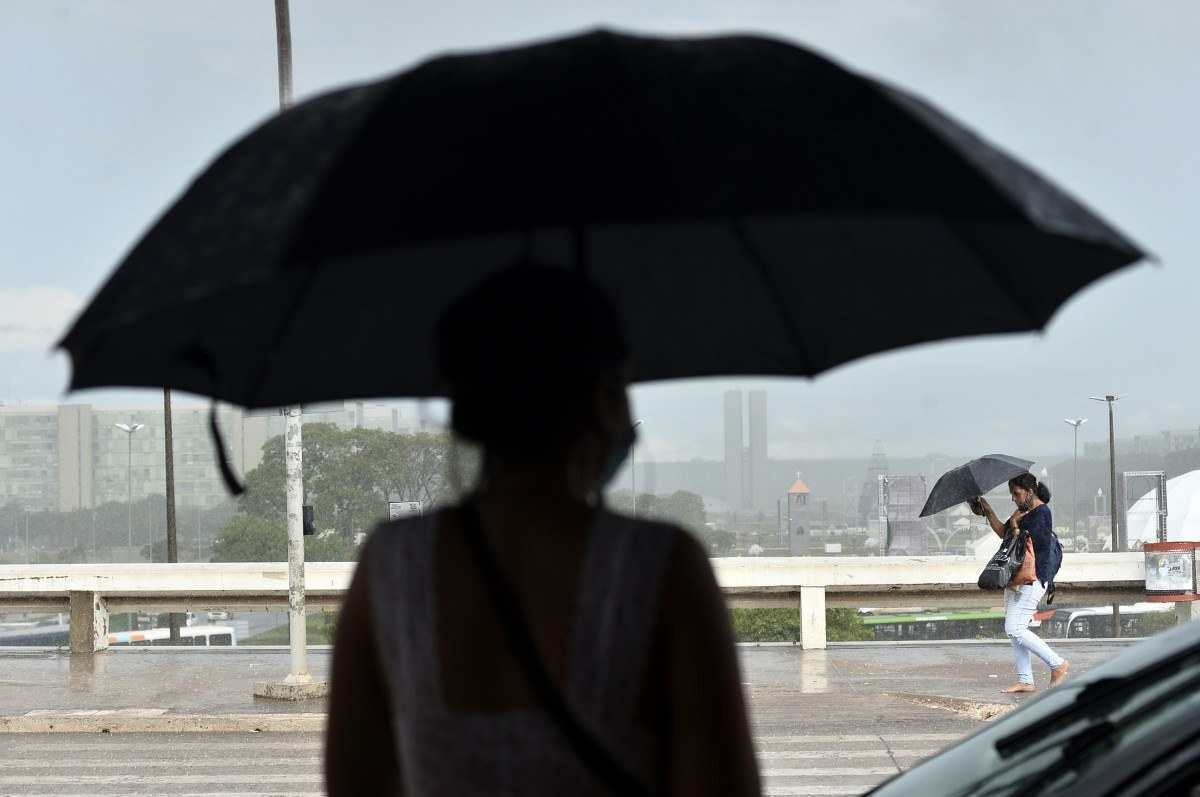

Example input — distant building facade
[723,391,744,508]
[748,391,769,511]
[1083,427,1200,459]
[0,401,434,513]
[723,389,772,513]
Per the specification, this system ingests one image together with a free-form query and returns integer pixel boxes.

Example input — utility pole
[254,0,325,700]
[164,387,181,642]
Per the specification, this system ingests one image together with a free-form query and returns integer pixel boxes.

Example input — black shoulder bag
[977,529,1030,591]
[457,500,653,797]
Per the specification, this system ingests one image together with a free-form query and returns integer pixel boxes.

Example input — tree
[607,489,706,533]
[209,513,354,562]
[238,424,452,543]
[655,491,707,535]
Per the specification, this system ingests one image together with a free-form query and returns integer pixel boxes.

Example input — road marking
[22,709,168,717]
[0,757,320,769]
[0,741,323,753]
[764,787,874,796]
[760,767,900,777]
[759,749,935,759]
[754,733,962,744]
[0,713,325,733]
[0,793,322,797]
[0,774,323,785]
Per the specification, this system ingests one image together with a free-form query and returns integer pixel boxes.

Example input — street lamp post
[1064,418,1087,539]
[253,0,325,701]
[114,423,146,551]
[1090,395,1121,552]
[1091,395,1121,638]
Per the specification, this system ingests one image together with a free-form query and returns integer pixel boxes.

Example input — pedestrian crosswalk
[755,732,960,796]
[0,731,966,795]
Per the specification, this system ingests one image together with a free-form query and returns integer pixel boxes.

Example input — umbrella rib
[730,218,815,375]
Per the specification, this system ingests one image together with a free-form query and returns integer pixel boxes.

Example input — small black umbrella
[59,29,1147,408]
[919,454,1035,518]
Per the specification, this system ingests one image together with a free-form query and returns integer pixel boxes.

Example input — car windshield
[965,654,1200,796]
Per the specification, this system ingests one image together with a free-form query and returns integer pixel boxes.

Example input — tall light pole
[1090,395,1121,552]
[631,419,644,501]
[1065,418,1087,538]
[1091,395,1122,638]
[114,423,145,551]
[254,0,324,700]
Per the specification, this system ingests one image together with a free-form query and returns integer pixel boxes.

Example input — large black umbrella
[59,28,1146,408]
[919,453,1035,518]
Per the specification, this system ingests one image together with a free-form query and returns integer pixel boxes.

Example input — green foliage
[209,513,354,562]
[608,489,707,534]
[609,488,727,554]
[1141,609,1179,636]
[238,424,451,542]
[246,612,339,645]
[0,498,236,564]
[699,527,737,555]
[731,607,874,643]
[827,608,877,641]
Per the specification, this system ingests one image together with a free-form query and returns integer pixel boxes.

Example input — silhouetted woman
[325,267,761,796]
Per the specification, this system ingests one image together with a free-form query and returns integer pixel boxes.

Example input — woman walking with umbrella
[975,473,1068,693]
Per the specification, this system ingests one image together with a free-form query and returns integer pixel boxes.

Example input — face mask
[598,423,637,488]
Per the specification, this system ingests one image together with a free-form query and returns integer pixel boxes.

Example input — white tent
[1128,470,1200,545]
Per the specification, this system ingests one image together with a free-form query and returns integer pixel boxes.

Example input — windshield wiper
[996,643,1200,758]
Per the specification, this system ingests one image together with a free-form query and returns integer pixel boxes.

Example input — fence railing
[0,553,1147,652]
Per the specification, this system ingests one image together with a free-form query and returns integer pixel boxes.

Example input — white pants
[1004,581,1064,684]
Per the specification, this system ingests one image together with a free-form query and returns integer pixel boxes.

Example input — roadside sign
[388,501,423,521]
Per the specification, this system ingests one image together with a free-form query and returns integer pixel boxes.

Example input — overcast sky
[2,1,1197,463]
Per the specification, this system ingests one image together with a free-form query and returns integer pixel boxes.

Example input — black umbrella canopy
[59,29,1147,408]
[919,454,1035,518]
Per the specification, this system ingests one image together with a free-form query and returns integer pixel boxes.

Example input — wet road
[0,642,1132,795]
[0,729,959,796]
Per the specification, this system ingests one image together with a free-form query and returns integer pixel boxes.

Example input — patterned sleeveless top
[363,508,678,795]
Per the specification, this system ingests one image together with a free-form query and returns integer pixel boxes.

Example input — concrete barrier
[0,553,1147,651]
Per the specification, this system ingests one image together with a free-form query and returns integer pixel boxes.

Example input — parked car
[868,616,1200,796]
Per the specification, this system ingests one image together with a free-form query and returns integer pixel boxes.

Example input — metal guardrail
[0,553,1147,651]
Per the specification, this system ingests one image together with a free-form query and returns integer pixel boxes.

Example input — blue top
[1016,503,1062,589]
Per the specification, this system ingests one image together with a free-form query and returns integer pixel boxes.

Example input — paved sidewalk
[0,640,1131,722]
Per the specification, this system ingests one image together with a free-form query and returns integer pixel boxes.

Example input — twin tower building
[723,390,770,512]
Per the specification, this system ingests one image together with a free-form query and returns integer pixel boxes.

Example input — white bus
[107,624,237,647]
[1045,603,1175,638]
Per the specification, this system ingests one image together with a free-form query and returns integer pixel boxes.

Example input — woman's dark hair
[1009,472,1051,503]
[434,265,630,463]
